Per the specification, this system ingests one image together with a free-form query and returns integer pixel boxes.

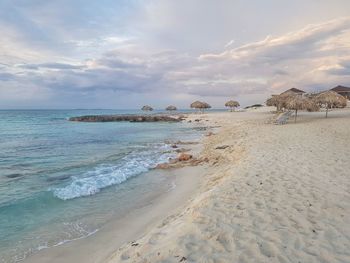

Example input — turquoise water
[0,110,201,262]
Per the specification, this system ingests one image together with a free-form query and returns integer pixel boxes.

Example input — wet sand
[24,166,206,263]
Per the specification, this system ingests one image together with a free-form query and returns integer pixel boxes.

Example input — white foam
[52,145,174,200]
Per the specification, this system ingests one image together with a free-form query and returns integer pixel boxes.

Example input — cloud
[0,1,350,109]
[0,73,17,81]
[321,59,350,76]
[200,17,350,62]
[18,63,84,70]
[195,17,350,95]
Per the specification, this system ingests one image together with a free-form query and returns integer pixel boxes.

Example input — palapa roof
[286,96,317,111]
[280,88,306,95]
[315,90,347,107]
[225,100,240,107]
[331,85,350,92]
[190,101,211,109]
[166,105,177,111]
[141,105,153,111]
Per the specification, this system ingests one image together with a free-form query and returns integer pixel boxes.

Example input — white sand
[108,108,350,263]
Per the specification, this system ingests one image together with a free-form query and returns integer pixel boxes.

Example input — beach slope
[108,108,350,263]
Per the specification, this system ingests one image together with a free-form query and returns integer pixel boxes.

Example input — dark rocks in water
[166,140,199,145]
[5,173,24,179]
[245,104,263,109]
[69,115,183,123]
[47,174,71,182]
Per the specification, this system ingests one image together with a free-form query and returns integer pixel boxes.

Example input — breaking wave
[52,145,174,200]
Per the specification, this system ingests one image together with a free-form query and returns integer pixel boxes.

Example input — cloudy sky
[1,0,350,109]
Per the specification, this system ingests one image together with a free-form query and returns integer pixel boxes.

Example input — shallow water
[0,109,202,262]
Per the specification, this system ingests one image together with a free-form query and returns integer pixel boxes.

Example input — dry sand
[108,107,350,263]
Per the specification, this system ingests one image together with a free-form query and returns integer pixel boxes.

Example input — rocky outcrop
[69,115,183,122]
[155,156,209,169]
[177,153,193,161]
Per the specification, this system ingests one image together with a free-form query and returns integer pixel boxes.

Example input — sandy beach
[106,107,350,263]
[2,3,350,262]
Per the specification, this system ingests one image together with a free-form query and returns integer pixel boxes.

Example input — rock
[6,173,24,179]
[201,157,210,163]
[69,114,181,122]
[215,145,229,150]
[171,144,178,148]
[193,127,208,131]
[178,153,193,161]
[174,140,199,145]
[194,119,200,122]
[46,174,71,182]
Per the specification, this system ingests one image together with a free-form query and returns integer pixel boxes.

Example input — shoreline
[20,113,209,263]
[22,107,350,263]
[24,165,207,263]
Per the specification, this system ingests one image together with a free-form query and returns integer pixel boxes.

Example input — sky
[0,0,350,109]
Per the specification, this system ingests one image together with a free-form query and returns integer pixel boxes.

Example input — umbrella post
[295,109,297,123]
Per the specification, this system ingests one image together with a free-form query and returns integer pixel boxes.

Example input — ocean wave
[52,145,174,200]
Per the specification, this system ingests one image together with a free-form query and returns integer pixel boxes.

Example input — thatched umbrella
[285,95,318,123]
[305,99,320,112]
[190,101,211,113]
[166,105,177,111]
[225,100,240,112]
[266,96,280,110]
[315,91,347,118]
[266,95,289,112]
[141,105,153,111]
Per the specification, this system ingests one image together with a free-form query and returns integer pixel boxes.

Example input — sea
[0,109,204,262]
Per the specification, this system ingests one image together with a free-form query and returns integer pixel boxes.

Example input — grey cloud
[0,73,17,81]
[18,63,84,70]
[95,57,145,70]
[274,70,289,76]
[327,68,350,76]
